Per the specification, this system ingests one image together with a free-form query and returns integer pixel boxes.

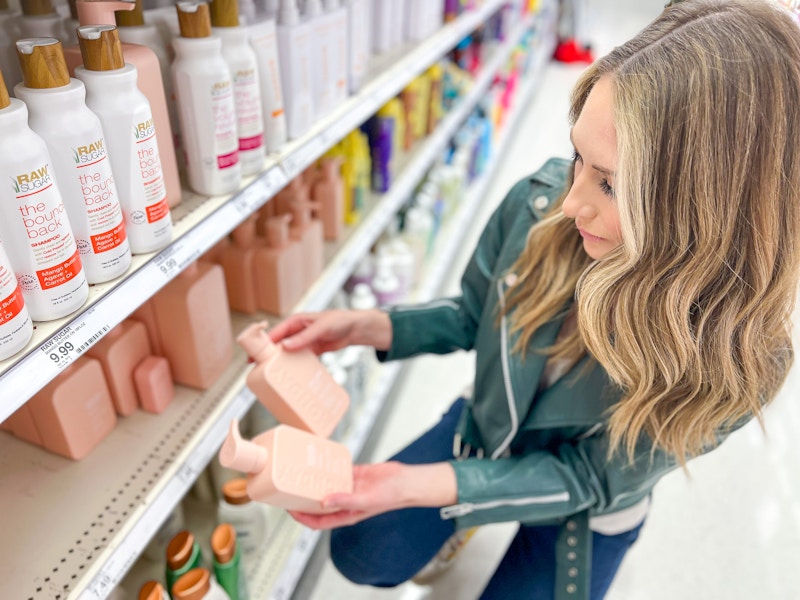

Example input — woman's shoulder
[500,157,572,219]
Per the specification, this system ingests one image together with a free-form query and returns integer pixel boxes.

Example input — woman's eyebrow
[569,129,615,176]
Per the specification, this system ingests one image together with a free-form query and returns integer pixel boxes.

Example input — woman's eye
[572,150,582,164]
[599,179,615,197]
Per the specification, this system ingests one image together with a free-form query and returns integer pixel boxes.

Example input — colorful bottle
[134,355,175,414]
[165,531,204,597]
[172,568,229,600]
[0,64,89,321]
[310,157,344,241]
[172,1,241,196]
[247,12,287,153]
[288,200,324,290]
[150,260,233,390]
[236,320,349,437]
[217,478,268,567]
[277,0,314,139]
[219,419,353,513]
[74,25,173,254]
[0,239,33,361]
[210,0,266,176]
[252,214,303,316]
[65,0,182,209]
[15,38,132,284]
[138,581,170,600]
[85,318,151,416]
[218,215,260,314]
[27,355,117,460]
[211,523,247,600]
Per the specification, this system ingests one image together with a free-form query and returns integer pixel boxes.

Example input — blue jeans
[330,399,642,599]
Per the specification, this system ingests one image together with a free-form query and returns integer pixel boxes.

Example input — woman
[267,1,800,598]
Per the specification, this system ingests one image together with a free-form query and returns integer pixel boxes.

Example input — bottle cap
[210,0,239,27]
[76,0,135,27]
[221,478,251,505]
[166,530,196,570]
[177,2,212,38]
[211,523,237,564]
[219,419,269,473]
[236,320,278,362]
[21,0,55,16]
[289,201,311,229]
[16,38,70,89]
[138,581,167,600]
[115,0,144,26]
[77,25,124,71]
[265,214,292,248]
[231,215,257,247]
[171,568,211,600]
[0,70,10,110]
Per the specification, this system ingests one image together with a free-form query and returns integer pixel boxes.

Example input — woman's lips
[578,228,605,242]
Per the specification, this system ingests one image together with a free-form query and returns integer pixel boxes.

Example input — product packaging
[276,0,314,139]
[211,524,247,600]
[165,531,204,597]
[253,214,303,315]
[247,12,288,153]
[0,239,33,361]
[217,478,268,567]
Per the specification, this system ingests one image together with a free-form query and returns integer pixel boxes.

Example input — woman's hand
[288,461,457,530]
[268,309,392,355]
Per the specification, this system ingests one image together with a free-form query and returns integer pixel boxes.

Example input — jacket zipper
[493,278,519,459]
[440,492,571,519]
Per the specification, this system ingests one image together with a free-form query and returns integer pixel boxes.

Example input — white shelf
[0,9,554,599]
[0,0,509,421]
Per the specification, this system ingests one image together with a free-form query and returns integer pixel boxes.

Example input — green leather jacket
[380,158,690,599]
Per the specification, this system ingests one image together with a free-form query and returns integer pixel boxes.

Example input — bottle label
[35,248,82,290]
[134,117,170,225]
[0,267,25,325]
[211,79,240,170]
[74,138,126,255]
[233,68,265,152]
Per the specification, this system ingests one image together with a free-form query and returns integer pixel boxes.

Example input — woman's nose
[562,184,598,220]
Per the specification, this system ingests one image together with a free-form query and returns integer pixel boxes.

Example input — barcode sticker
[38,324,111,370]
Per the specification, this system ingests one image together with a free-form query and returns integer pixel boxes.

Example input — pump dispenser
[14,38,132,284]
[236,320,349,436]
[173,1,242,196]
[210,0,265,176]
[62,0,181,208]
[75,26,173,254]
[277,0,313,139]
[253,214,303,315]
[219,216,262,314]
[219,419,353,512]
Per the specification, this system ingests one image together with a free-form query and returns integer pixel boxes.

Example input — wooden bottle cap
[210,0,239,28]
[16,38,70,89]
[21,0,56,16]
[115,0,145,27]
[78,25,124,71]
[176,2,212,39]
[0,69,10,110]
[68,0,78,20]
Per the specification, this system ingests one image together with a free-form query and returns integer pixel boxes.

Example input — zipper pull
[439,503,474,519]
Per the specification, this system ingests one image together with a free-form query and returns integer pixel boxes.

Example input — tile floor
[301,1,800,598]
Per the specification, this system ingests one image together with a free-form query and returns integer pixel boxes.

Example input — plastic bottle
[0,239,33,361]
[344,0,368,93]
[74,25,173,254]
[253,214,304,315]
[371,253,402,306]
[171,568,228,600]
[276,0,314,139]
[305,0,334,120]
[138,581,170,600]
[217,215,260,314]
[15,37,132,284]
[211,523,248,600]
[0,63,89,321]
[324,0,347,105]
[217,478,268,568]
[165,531,204,596]
[211,0,266,176]
[247,12,287,153]
[172,1,241,196]
[310,157,344,241]
[143,504,186,562]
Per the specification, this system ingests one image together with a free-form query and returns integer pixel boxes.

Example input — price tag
[282,133,331,179]
[38,320,112,372]
[233,179,267,217]
[153,239,201,281]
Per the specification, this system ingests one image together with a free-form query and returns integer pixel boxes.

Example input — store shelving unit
[0,3,557,598]
[0,0,511,419]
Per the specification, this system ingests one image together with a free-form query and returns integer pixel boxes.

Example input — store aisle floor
[302,1,800,598]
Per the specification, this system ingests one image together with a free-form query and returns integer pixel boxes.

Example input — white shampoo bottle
[247,14,287,152]
[0,66,89,321]
[304,0,334,120]
[0,238,34,360]
[210,0,266,176]
[74,25,174,254]
[277,0,313,139]
[15,38,132,284]
[172,1,242,196]
[324,0,347,107]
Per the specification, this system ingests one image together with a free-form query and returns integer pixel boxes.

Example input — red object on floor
[553,38,595,64]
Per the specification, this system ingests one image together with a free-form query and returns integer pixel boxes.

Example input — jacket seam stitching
[493,278,518,460]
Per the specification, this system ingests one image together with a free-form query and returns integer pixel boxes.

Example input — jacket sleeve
[378,177,535,362]
[442,427,690,528]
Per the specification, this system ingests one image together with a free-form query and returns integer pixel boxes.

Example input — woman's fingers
[267,314,312,343]
[288,509,365,530]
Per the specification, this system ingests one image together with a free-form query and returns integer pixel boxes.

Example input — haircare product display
[247,11,287,153]
[143,504,186,563]
[15,37,132,284]
[172,1,241,196]
[218,216,260,314]
[252,214,303,315]
[237,321,350,437]
[210,0,266,176]
[165,531,204,597]
[171,568,229,600]
[276,0,313,139]
[0,66,89,321]
[17,0,69,42]
[74,25,174,254]
[86,318,151,416]
[217,478,268,567]
[65,0,182,209]
[27,356,117,460]
[211,523,247,600]
[219,419,353,513]
[150,260,233,389]
[0,240,33,361]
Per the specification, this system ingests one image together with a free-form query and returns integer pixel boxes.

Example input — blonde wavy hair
[504,0,800,462]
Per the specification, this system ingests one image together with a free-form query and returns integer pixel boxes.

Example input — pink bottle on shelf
[253,215,303,316]
[273,176,308,215]
[219,419,353,513]
[254,200,277,238]
[86,318,151,416]
[62,0,182,208]
[218,215,260,314]
[1,402,43,445]
[237,321,349,437]
[132,300,163,356]
[134,355,174,414]
[151,260,234,390]
[288,200,324,290]
[310,157,344,242]
[28,355,117,460]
